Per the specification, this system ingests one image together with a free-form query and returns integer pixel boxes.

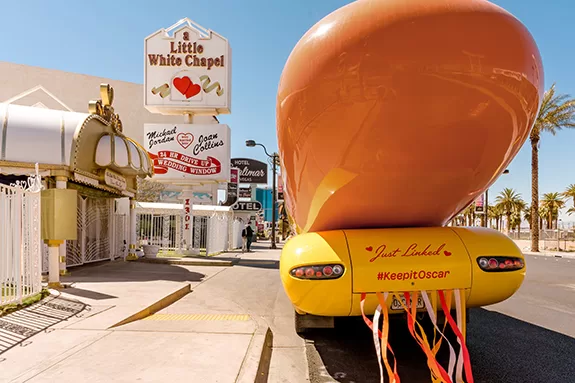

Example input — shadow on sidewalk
[0,293,87,356]
[61,259,207,284]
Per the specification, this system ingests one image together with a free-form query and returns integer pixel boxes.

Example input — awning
[0,83,153,197]
[0,103,88,166]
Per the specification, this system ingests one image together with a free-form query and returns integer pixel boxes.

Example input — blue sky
[0,0,573,220]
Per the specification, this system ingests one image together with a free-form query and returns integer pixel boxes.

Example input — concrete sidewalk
[513,239,575,260]
[522,250,575,260]
[0,259,271,383]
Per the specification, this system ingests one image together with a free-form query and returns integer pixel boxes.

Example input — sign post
[143,18,233,256]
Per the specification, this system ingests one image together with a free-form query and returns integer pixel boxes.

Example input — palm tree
[488,204,504,230]
[540,192,565,230]
[530,84,575,251]
[512,200,527,234]
[539,205,549,230]
[562,184,575,208]
[495,188,523,234]
[523,205,532,230]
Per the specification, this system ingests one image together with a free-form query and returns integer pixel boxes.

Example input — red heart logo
[177,133,194,149]
[366,246,373,252]
[444,251,452,257]
[173,76,191,96]
[185,83,201,98]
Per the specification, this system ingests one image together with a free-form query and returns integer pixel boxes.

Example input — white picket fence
[0,179,43,306]
[136,208,244,255]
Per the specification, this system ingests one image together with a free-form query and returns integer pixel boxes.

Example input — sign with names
[474,193,485,214]
[144,123,231,184]
[231,158,268,184]
[239,187,251,198]
[104,169,127,191]
[222,168,239,206]
[144,18,231,115]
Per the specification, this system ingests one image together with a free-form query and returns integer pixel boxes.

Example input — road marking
[143,313,251,321]
[556,284,575,291]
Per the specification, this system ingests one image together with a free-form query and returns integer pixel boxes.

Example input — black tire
[294,311,308,334]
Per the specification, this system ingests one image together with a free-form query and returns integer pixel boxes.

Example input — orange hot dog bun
[276,0,543,234]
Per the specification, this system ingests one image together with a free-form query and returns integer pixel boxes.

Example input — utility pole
[271,153,278,249]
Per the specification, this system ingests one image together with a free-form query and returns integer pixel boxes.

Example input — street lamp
[246,140,278,249]
[483,168,510,228]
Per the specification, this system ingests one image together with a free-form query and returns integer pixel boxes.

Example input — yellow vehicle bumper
[280,227,525,317]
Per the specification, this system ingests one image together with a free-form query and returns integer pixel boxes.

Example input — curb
[236,327,273,383]
[137,257,234,267]
[523,252,575,260]
[108,283,191,329]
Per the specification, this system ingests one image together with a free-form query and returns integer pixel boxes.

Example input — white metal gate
[0,180,42,305]
[66,195,113,266]
[206,214,228,255]
[112,214,127,259]
[137,214,178,248]
[192,216,209,251]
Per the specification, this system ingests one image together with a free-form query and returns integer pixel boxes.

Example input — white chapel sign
[144,123,231,184]
[144,18,231,115]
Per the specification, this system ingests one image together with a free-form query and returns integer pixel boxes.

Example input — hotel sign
[231,158,268,184]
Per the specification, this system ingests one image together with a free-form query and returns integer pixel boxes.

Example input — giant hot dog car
[276,0,543,381]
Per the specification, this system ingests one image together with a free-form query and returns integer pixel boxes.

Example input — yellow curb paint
[143,313,251,321]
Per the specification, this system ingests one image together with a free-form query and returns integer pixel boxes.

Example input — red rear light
[290,264,345,280]
[477,256,524,272]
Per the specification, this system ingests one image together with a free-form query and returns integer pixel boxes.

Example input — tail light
[477,256,524,272]
[290,264,345,280]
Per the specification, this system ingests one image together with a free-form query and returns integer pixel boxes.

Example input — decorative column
[46,240,64,288]
[126,197,138,261]
[55,176,69,275]
[211,183,219,205]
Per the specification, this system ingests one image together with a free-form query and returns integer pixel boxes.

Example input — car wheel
[294,311,335,334]
[294,311,307,334]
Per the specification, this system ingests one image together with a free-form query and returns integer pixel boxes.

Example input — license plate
[390,295,425,311]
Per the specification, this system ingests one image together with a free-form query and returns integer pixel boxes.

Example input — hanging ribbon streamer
[372,305,384,382]
[360,293,400,383]
[376,292,399,382]
[438,290,474,383]
[398,292,452,383]
[421,291,456,382]
[361,289,473,383]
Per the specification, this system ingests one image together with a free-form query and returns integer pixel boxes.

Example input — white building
[0,61,237,274]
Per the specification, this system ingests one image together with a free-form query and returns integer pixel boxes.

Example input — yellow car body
[280,227,525,317]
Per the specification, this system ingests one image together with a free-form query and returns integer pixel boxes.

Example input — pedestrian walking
[241,226,248,252]
[246,222,254,252]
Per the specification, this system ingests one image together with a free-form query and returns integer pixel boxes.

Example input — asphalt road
[304,255,575,383]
